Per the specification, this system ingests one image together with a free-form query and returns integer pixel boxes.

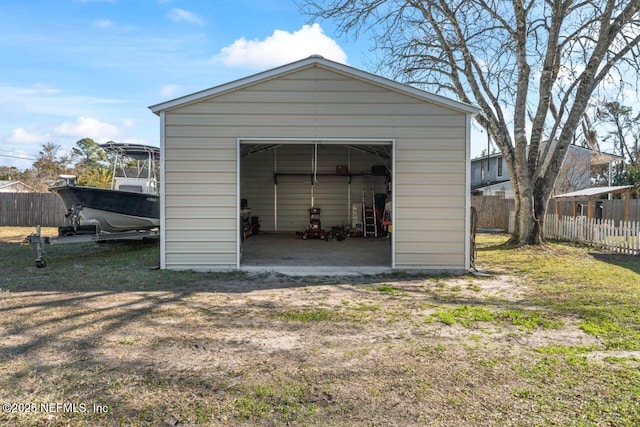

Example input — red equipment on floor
[302,207,327,240]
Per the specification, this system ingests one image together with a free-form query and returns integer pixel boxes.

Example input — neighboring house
[150,55,479,273]
[471,145,621,199]
[0,180,34,193]
[470,153,512,198]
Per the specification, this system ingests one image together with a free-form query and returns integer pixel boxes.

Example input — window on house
[497,156,503,177]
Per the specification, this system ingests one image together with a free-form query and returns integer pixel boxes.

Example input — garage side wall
[163,66,468,271]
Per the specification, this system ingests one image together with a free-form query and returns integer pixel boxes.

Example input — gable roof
[0,180,35,192]
[149,55,479,115]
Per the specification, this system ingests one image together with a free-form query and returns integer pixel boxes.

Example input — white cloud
[121,118,135,128]
[8,128,51,144]
[213,24,348,69]
[160,84,181,99]
[31,83,63,95]
[54,117,121,142]
[0,83,128,118]
[121,136,147,145]
[93,19,114,29]
[167,8,204,26]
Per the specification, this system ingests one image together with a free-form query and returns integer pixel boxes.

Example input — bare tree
[302,0,640,244]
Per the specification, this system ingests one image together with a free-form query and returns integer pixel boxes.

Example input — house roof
[0,180,35,191]
[590,151,625,165]
[471,145,622,164]
[471,152,503,162]
[149,55,480,115]
[471,179,512,192]
[553,185,633,201]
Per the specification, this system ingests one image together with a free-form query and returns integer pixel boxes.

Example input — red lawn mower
[302,207,327,240]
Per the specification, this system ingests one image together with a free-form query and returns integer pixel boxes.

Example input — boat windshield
[100,143,160,194]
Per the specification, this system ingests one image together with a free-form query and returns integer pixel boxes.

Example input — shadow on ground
[589,252,640,275]
[2,239,466,294]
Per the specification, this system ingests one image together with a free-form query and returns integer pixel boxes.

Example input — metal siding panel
[165,194,236,207]
[165,229,237,241]
[314,177,349,227]
[165,160,236,173]
[164,147,236,160]
[167,125,464,140]
[395,149,466,162]
[394,253,465,268]
[395,128,466,270]
[395,241,465,253]
[165,183,236,196]
[165,206,237,219]
[210,89,421,104]
[314,145,350,226]
[396,184,464,198]
[276,177,311,231]
[165,171,236,185]
[164,218,237,229]
[395,229,465,242]
[163,129,238,269]
[166,114,465,128]
[172,102,456,116]
[240,149,275,231]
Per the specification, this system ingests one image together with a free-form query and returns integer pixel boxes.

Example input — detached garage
[150,56,478,273]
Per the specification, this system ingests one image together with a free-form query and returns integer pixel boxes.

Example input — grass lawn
[1,227,639,426]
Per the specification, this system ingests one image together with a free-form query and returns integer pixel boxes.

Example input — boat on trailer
[24,143,160,268]
[49,142,160,234]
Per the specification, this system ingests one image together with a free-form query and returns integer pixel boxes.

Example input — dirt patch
[1,269,633,426]
[0,227,58,243]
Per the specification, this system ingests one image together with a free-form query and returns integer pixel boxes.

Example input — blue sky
[0,0,485,170]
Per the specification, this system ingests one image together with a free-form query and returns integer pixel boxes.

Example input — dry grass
[1,228,639,426]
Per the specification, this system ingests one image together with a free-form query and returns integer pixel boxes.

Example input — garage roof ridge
[149,56,479,115]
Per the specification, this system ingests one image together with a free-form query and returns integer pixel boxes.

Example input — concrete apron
[240,232,392,276]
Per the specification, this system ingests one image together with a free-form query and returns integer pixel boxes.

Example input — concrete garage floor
[240,232,392,275]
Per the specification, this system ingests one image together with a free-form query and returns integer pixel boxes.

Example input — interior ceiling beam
[239,142,392,162]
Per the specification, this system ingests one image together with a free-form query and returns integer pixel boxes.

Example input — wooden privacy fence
[471,195,515,231]
[543,213,640,255]
[0,193,66,227]
[549,199,640,221]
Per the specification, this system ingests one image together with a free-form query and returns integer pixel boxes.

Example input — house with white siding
[150,56,478,273]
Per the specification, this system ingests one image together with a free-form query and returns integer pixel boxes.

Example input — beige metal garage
[150,55,478,273]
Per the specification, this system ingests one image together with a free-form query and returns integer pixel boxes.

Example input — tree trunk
[514,181,536,245]
[513,194,546,245]
[512,173,555,245]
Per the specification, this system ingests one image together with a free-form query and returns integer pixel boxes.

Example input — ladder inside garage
[361,174,377,238]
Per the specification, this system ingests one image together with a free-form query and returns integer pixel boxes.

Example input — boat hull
[50,185,160,232]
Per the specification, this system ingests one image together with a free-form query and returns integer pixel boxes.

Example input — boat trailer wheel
[36,260,47,268]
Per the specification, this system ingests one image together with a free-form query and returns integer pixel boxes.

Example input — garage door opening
[239,140,394,271]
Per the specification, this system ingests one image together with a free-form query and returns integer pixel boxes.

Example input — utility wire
[0,153,36,160]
